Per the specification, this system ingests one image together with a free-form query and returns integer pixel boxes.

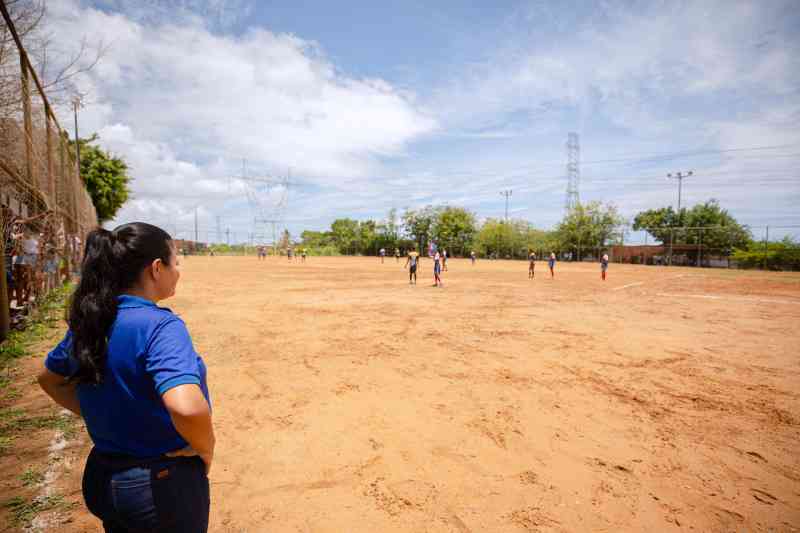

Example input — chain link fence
[612,225,800,270]
[1,3,98,337]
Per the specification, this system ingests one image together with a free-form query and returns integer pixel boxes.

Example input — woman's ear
[148,258,162,281]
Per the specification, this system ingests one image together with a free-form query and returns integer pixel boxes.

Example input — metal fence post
[698,227,702,267]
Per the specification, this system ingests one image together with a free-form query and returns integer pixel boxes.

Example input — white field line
[612,273,688,292]
[612,281,644,291]
[656,292,800,306]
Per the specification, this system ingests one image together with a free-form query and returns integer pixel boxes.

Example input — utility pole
[72,96,82,178]
[498,190,512,259]
[226,227,230,245]
[666,170,693,265]
[194,207,199,243]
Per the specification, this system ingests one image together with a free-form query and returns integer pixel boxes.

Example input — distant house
[173,239,207,254]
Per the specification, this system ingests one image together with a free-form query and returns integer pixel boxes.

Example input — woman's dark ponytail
[68,222,173,385]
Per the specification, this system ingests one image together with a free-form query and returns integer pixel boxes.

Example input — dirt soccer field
[75,256,800,531]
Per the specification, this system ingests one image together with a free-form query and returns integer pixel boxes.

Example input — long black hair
[68,222,173,385]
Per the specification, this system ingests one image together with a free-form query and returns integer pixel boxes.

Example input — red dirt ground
[11,256,800,531]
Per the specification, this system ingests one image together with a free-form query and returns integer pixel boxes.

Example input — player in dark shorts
[394,248,400,263]
[404,248,420,285]
[528,251,536,279]
[433,251,443,287]
[601,253,609,280]
[548,252,556,279]
[441,249,448,271]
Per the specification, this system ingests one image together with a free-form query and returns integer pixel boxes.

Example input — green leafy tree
[475,218,512,258]
[402,206,440,253]
[681,200,751,255]
[330,218,359,255]
[732,237,800,271]
[556,202,624,259]
[70,135,131,223]
[358,219,378,255]
[300,230,336,253]
[634,200,751,259]
[632,207,679,245]
[433,207,477,256]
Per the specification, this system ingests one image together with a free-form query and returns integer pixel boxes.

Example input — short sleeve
[144,318,201,396]
[45,331,80,377]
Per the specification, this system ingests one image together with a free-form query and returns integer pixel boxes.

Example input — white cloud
[45,0,436,234]
[37,0,800,238]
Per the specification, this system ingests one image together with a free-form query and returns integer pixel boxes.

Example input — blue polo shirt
[45,295,210,458]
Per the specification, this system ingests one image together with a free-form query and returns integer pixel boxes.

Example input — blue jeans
[82,448,210,532]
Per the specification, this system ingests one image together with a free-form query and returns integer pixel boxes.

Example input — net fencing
[1,2,98,334]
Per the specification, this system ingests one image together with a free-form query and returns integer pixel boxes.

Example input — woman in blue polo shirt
[37,222,214,532]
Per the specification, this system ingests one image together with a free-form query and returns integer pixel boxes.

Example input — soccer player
[601,253,609,280]
[404,247,420,285]
[379,248,386,264]
[528,251,536,279]
[433,250,443,287]
[548,252,556,279]
[470,250,476,265]
[394,248,400,263]
[442,249,448,271]
[301,249,307,263]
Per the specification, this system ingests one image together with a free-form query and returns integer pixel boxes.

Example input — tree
[330,218,359,255]
[402,206,440,253]
[475,218,511,258]
[681,200,751,256]
[2,1,107,112]
[433,207,477,256]
[632,207,679,245]
[300,230,333,248]
[732,237,800,271]
[358,219,378,255]
[556,202,624,260]
[69,136,131,223]
[633,200,751,261]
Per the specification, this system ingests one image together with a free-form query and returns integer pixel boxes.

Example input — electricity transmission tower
[565,132,580,212]
[500,190,512,221]
[233,160,290,248]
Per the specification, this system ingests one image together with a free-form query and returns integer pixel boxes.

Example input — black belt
[89,447,189,470]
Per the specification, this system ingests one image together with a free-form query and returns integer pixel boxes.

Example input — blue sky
[45,0,800,243]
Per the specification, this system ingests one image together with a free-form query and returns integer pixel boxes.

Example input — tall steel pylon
[565,132,580,211]
[234,160,290,246]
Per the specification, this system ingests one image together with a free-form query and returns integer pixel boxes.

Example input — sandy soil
[20,256,800,531]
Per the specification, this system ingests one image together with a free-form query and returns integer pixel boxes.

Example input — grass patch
[2,388,21,401]
[20,467,44,487]
[0,283,73,370]
[0,410,79,443]
[0,284,75,458]
[3,494,66,528]
[0,282,72,386]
